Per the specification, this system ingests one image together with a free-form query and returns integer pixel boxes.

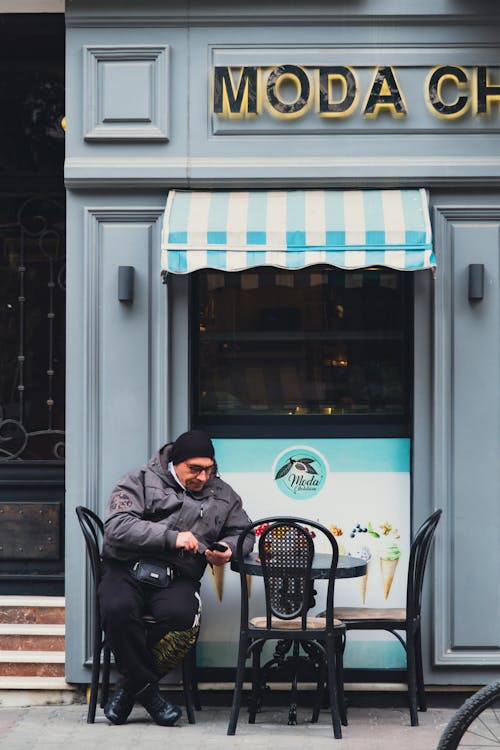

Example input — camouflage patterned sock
[151,625,199,675]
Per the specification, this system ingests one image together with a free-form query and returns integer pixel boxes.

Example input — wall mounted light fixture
[118,266,135,303]
[468,263,484,302]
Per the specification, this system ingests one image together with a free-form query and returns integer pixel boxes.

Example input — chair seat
[335,607,406,623]
[250,615,344,630]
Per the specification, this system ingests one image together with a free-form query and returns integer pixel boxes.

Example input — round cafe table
[230,551,367,579]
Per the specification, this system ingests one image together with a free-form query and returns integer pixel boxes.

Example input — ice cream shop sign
[212,65,500,120]
[273,446,328,500]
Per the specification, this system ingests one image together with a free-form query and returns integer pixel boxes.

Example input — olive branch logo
[274,456,318,480]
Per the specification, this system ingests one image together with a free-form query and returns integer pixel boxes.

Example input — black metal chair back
[259,520,316,626]
[75,506,109,723]
[228,515,344,739]
[406,509,442,627]
[75,505,199,724]
[76,506,103,585]
[334,508,442,727]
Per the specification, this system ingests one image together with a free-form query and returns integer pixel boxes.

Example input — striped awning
[161,188,435,275]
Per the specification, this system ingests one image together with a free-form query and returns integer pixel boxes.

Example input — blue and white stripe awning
[161,188,435,275]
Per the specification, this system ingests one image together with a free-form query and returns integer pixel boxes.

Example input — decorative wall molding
[84,46,169,141]
[79,206,166,667]
[433,204,500,666]
[66,13,500,30]
[0,1,63,10]
[82,207,165,515]
[65,155,500,190]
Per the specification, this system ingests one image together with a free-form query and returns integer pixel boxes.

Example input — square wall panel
[102,62,153,122]
[84,45,169,141]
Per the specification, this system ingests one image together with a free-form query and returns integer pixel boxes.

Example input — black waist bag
[130,560,174,588]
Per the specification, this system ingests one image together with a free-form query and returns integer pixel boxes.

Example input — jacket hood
[148,443,173,478]
[148,443,219,500]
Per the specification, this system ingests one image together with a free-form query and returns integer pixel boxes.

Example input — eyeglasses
[186,463,216,477]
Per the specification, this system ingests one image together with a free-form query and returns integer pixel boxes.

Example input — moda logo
[273,446,328,499]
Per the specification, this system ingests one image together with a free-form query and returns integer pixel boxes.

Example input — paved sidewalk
[0,701,455,749]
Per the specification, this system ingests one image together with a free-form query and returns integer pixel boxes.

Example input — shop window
[0,15,65,462]
[193,267,412,437]
[0,196,65,461]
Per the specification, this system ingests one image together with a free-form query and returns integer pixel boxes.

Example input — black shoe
[136,683,182,726]
[104,686,135,725]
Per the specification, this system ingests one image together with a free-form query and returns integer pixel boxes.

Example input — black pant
[98,559,201,693]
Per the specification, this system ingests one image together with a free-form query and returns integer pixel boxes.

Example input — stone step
[0,624,65,652]
[0,676,75,692]
[0,597,70,690]
[0,653,65,677]
[0,650,65,661]
[0,596,65,625]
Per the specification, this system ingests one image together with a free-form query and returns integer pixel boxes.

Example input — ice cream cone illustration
[379,543,401,599]
[360,559,371,603]
[377,521,401,600]
[349,545,372,603]
[211,564,225,601]
[342,523,373,603]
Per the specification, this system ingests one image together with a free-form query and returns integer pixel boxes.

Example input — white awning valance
[161,188,434,275]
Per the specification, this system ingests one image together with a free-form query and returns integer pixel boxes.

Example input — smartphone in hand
[207,542,227,553]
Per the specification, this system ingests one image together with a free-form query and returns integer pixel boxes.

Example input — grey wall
[65,0,500,190]
[433,196,500,672]
[65,0,500,684]
[65,193,170,679]
[413,192,500,684]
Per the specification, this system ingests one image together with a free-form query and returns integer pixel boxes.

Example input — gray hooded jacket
[102,443,254,580]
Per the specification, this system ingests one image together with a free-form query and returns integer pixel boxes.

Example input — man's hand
[175,531,199,552]
[205,542,232,567]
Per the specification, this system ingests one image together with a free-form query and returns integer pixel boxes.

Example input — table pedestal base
[248,639,326,726]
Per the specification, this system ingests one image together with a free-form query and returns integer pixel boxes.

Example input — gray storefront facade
[64,0,500,688]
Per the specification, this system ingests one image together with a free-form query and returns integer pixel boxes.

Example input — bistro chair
[227,516,346,739]
[75,505,199,724]
[334,508,442,727]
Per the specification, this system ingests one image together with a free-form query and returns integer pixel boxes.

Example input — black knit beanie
[171,430,215,465]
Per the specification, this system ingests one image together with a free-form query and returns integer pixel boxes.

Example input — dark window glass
[0,195,65,461]
[0,15,64,180]
[193,267,412,437]
[0,16,65,462]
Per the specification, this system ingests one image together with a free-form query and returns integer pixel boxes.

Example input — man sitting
[98,429,254,726]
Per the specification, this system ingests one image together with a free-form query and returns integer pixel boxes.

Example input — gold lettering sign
[212,65,500,121]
